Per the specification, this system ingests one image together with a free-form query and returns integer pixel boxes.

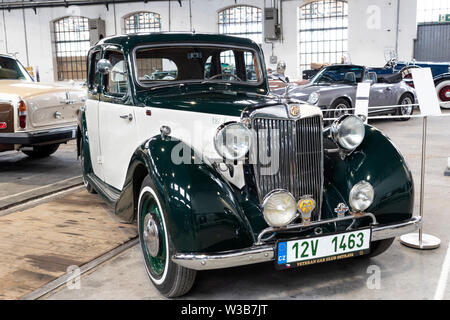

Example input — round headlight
[214,122,252,160]
[331,114,365,150]
[262,190,298,227]
[349,181,374,212]
[308,92,319,104]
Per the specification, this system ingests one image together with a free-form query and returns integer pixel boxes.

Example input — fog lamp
[349,181,374,212]
[262,190,297,227]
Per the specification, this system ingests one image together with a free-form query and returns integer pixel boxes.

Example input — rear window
[0,56,33,81]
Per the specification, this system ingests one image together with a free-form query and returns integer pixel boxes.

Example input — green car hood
[135,89,279,117]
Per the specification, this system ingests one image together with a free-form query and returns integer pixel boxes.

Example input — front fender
[323,124,414,224]
[116,135,255,253]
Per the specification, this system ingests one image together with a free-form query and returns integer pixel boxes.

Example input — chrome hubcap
[143,214,160,257]
[334,104,348,118]
[401,98,412,115]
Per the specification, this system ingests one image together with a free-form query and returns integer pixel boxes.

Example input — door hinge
[97,156,104,164]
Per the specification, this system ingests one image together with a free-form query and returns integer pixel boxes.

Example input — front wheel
[394,94,414,121]
[22,143,59,158]
[325,98,351,126]
[436,79,450,109]
[138,176,196,297]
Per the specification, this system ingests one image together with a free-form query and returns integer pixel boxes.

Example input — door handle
[119,113,133,121]
[386,87,392,91]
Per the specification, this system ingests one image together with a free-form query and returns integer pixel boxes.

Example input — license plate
[276,228,371,270]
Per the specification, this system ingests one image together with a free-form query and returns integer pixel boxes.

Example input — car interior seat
[344,72,356,83]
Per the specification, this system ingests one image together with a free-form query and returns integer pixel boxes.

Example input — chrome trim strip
[172,245,274,271]
[171,216,421,271]
[256,212,378,245]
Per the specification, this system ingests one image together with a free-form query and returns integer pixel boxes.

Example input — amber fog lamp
[214,122,252,160]
[331,114,365,151]
[349,181,374,212]
[262,190,297,227]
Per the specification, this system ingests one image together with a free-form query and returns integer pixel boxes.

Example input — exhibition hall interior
[0,0,449,303]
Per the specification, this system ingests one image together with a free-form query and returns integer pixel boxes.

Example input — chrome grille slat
[253,115,323,221]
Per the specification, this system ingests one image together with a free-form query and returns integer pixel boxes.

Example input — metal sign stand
[400,116,441,249]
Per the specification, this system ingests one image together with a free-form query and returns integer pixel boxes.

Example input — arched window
[124,12,161,34]
[299,0,348,74]
[53,16,90,81]
[218,6,263,44]
[417,0,450,23]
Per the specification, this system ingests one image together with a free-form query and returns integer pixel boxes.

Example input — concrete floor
[44,111,450,300]
[0,140,82,210]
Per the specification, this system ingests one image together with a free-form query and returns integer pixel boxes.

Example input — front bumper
[172,216,421,271]
[0,126,77,146]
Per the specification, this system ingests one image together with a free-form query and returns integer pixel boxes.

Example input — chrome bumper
[172,216,421,271]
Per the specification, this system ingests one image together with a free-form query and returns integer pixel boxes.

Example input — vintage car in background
[275,64,417,122]
[368,59,450,109]
[79,33,421,297]
[303,58,449,109]
[0,54,86,157]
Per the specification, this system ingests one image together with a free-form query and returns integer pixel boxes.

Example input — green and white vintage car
[78,33,421,297]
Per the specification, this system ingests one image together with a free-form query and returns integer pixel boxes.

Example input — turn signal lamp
[18,101,27,129]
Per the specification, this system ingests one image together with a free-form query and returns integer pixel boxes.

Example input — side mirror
[97,59,113,75]
[276,60,286,76]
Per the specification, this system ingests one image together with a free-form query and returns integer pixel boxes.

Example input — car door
[84,49,104,181]
[98,48,137,191]
[368,82,397,110]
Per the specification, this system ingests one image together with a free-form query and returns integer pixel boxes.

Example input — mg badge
[290,105,300,117]
[298,196,315,224]
[334,203,349,218]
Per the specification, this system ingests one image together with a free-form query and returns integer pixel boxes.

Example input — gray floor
[45,111,450,300]
[0,140,82,209]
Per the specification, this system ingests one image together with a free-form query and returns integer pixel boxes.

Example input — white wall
[0,0,419,82]
[348,0,417,66]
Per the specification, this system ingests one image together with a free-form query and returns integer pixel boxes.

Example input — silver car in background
[275,64,417,123]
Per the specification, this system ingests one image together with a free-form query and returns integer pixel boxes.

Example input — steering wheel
[206,73,242,81]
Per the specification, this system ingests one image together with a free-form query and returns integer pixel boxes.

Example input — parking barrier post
[399,115,441,249]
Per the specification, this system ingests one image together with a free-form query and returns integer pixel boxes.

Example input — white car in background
[0,54,86,157]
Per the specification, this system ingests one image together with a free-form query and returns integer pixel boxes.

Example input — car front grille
[251,115,324,221]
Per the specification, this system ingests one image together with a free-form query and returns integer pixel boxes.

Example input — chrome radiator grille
[252,115,324,220]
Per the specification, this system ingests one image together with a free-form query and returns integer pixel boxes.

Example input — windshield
[0,56,33,81]
[134,45,262,87]
[311,65,364,85]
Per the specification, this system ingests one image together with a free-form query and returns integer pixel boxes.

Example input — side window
[87,50,101,92]
[104,51,128,96]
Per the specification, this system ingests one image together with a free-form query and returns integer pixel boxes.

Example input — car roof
[96,32,261,51]
[0,54,17,60]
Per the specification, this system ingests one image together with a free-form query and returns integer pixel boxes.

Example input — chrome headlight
[331,114,365,150]
[349,181,374,212]
[262,190,298,227]
[214,122,252,160]
[308,92,319,104]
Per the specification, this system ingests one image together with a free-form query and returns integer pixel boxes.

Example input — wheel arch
[115,135,255,253]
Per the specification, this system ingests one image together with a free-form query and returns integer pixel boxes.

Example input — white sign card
[355,82,370,123]
[411,68,441,116]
